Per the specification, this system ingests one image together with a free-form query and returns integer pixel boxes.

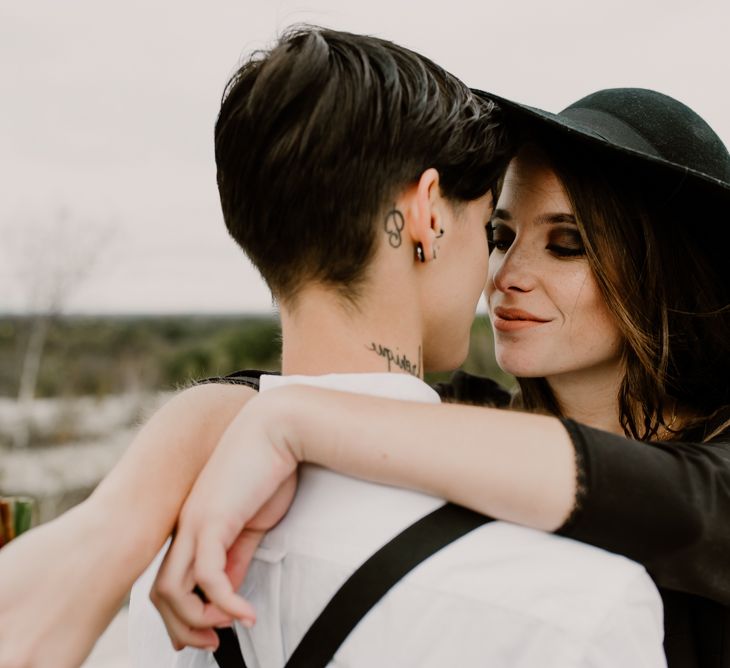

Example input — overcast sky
[2,0,728,314]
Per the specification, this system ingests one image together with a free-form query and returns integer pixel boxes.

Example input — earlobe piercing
[415,243,426,263]
[435,228,445,239]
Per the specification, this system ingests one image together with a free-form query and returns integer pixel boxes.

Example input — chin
[495,349,547,378]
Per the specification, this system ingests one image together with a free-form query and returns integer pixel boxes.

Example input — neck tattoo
[366,342,422,377]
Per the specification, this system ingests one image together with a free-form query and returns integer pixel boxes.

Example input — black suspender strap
[285,502,492,668]
[212,502,491,668]
[214,627,248,667]
[190,585,246,668]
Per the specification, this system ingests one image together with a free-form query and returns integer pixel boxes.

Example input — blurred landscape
[0,314,282,405]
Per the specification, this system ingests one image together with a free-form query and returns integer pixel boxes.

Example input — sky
[1,0,729,314]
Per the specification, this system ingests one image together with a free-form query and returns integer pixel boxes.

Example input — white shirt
[130,372,666,668]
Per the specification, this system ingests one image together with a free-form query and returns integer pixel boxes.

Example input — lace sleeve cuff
[555,417,588,535]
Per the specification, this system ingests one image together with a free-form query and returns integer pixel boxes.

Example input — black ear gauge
[415,243,426,263]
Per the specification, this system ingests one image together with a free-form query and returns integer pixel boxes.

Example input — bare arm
[0,382,255,668]
[279,386,730,602]
[277,385,577,530]
[92,382,258,561]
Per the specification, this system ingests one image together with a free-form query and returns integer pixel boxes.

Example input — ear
[405,168,443,262]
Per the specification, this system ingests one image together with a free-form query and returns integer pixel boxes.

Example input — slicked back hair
[215,26,511,302]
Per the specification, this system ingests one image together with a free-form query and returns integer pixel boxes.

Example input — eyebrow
[492,208,577,225]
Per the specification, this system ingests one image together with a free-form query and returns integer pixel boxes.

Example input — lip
[491,306,550,332]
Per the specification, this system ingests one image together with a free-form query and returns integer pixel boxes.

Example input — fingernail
[241,617,254,628]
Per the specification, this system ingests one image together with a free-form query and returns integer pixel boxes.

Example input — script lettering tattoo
[384,207,405,248]
[366,342,422,377]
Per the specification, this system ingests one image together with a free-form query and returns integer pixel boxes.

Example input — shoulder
[407,522,662,659]
[195,368,273,390]
[148,371,265,430]
[420,521,657,599]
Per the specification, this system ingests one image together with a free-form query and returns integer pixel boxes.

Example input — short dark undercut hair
[215,25,511,301]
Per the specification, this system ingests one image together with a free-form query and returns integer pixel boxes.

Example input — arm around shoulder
[261,384,578,531]
[264,383,730,604]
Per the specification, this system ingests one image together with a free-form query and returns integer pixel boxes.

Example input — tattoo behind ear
[384,207,405,248]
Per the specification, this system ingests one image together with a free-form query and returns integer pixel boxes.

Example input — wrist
[245,386,305,466]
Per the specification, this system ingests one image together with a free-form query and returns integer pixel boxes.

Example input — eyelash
[487,223,586,258]
[546,244,586,258]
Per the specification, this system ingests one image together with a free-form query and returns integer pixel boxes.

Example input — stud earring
[435,228,445,239]
[415,243,426,263]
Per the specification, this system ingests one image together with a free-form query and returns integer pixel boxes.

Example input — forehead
[497,147,572,216]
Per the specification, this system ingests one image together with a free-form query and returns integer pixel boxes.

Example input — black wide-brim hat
[472,87,730,200]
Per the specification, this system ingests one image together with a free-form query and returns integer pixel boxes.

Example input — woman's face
[485,147,623,384]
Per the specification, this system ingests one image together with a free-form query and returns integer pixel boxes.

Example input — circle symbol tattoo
[384,208,405,248]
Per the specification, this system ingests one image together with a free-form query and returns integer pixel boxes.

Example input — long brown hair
[514,134,730,442]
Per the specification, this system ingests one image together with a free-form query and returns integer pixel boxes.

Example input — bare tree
[5,209,113,448]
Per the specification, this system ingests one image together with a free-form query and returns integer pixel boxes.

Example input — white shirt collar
[259,372,441,404]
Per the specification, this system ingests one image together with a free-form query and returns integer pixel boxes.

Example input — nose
[489,243,538,294]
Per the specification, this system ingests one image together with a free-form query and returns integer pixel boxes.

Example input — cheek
[564,274,622,350]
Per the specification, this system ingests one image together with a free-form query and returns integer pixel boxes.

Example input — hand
[0,503,127,668]
[150,399,299,651]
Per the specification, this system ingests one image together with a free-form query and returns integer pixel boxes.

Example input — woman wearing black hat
[157,88,730,668]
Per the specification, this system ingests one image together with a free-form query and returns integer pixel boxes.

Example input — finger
[153,531,229,631]
[155,597,221,651]
[180,590,239,629]
[155,528,197,605]
[192,585,243,629]
[195,526,256,622]
[225,528,265,591]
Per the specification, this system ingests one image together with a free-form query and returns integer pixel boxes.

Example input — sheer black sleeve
[557,419,730,605]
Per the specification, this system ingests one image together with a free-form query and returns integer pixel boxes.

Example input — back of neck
[279,286,425,378]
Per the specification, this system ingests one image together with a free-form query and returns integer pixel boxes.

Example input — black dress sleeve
[557,419,730,605]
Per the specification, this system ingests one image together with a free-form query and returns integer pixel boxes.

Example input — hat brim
[473,89,730,199]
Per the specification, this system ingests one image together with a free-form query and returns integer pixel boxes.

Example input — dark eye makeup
[487,221,586,258]
[546,228,586,257]
[486,221,514,252]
